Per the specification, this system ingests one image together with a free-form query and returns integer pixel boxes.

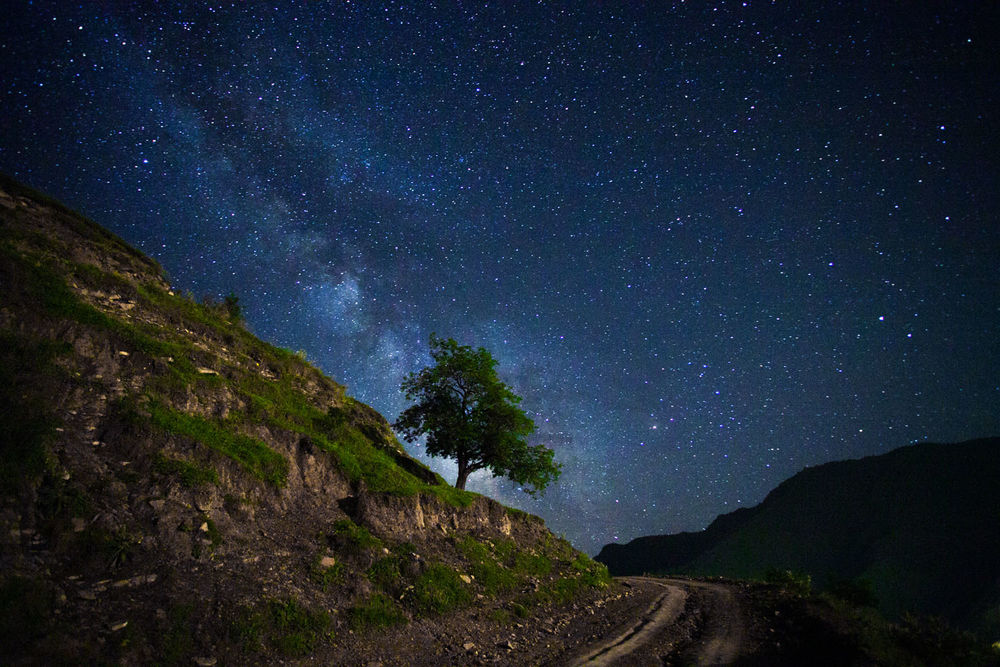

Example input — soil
[314,576,754,666]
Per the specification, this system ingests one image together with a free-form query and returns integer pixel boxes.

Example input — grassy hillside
[0,173,611,664]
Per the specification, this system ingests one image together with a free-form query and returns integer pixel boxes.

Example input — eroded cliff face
[0,175,607,665]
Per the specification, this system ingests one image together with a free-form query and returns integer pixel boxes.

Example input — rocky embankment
[0,174,610,665]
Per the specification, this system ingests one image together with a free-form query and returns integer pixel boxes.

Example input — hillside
[0,174,612,665]
[596,437,1000,637]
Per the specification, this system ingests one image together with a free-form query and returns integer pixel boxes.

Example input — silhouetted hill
[0,174,611,664]
[596,438,1000,635]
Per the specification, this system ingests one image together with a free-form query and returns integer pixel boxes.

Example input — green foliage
[200,515,222,549]
[153,453,218,488]
[234,598,332,658]
[223,293,242,322]
[394,334,561,495]
[826,577,879,608]
[514,549,554,577]
[366,554,405,592]
[489,608,512,624]
[455,534,597,607]
[510,601,529,618]
[1,242,109,326]
[84,525,143,570]
[310,555,344,591]
[764,568,813,596]
[456,536,517,594]
[267,599,332,657]
[146,400,288,487]
[409,563,473,616]
[571,552,612,587]
[348,593,406,632]
[330,518,382,551]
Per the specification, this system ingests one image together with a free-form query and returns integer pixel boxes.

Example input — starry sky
[2,2,998,555]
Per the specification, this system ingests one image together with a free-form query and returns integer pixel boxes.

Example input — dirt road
[560,576,748,666]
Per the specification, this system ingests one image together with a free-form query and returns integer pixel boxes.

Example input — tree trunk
[455,465,470,491]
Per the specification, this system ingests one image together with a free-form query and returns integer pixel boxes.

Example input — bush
[764,568,812,596]
[826,577,878,608]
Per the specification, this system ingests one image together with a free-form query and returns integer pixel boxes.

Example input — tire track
[676,579,746,666]
[569,577,687,666]
[565,576,747,666]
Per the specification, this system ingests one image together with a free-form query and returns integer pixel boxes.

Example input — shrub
[826,577,878,608]
[764,568,812,596]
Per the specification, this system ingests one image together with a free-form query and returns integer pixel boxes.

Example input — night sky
[2,2,998,555]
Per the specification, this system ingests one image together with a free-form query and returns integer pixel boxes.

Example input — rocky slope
[0,174,611,665]
[596,437,1000,638]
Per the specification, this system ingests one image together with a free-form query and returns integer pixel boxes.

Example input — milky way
[2,2,997,553]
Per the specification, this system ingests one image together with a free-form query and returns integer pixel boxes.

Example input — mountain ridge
[596,437,1000,637]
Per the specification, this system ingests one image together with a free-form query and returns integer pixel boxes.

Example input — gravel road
[559,576,748,666]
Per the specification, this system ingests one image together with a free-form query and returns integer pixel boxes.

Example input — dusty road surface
[558,576,748,666]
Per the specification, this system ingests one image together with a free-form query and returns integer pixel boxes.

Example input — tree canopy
[393,335,561,496]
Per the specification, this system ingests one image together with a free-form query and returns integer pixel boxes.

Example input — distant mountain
[0,174,611,664]
[596,438,1000,634]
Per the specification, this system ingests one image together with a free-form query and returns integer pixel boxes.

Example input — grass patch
[1,241,112,327]
[571,552,612,587]
[514,549,554,577]
[153,453,218,488]
[457,536,517,595]
[408,563,473,616]
[329,518,383,552]
[310,555,344,591]
[513,551,611,612]
[366,553,405,592]
[146,400,288,487]
[348,593,407,632]
[234,598,332,658]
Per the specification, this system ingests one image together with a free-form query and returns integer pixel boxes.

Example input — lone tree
[393,335,561,496]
